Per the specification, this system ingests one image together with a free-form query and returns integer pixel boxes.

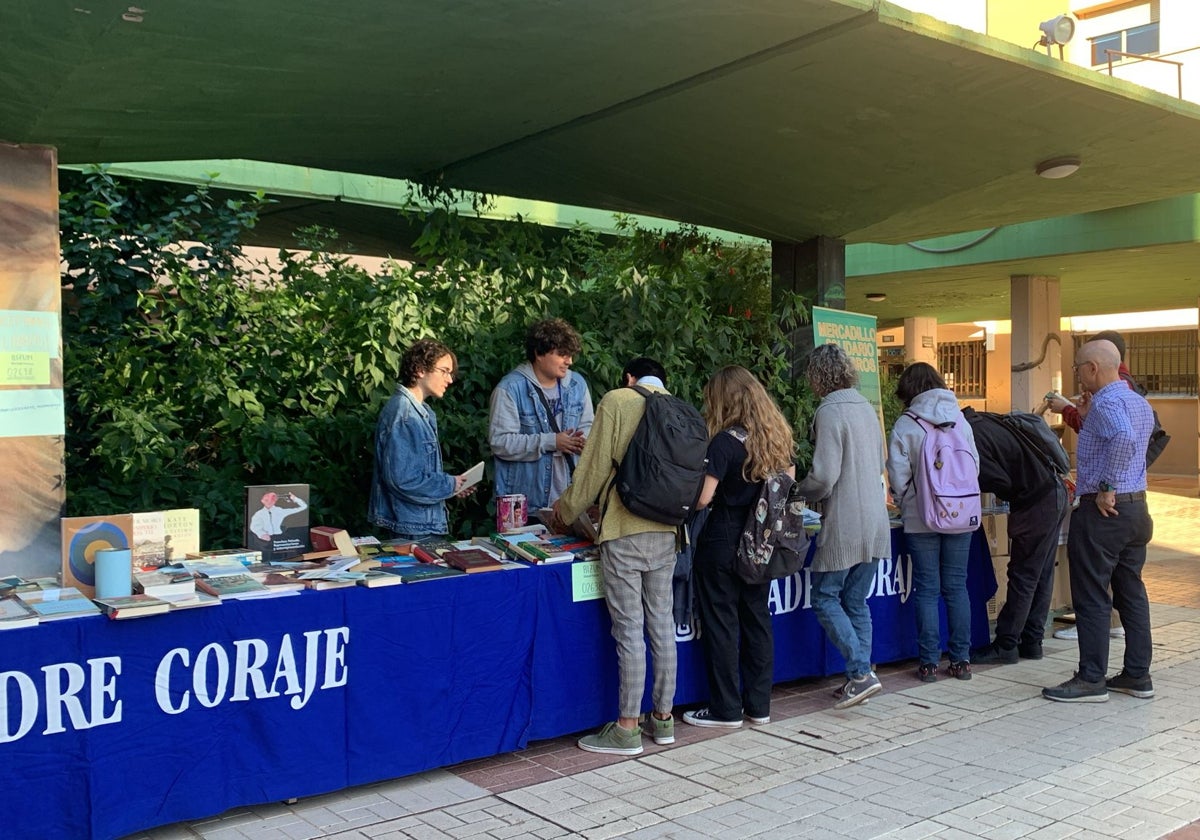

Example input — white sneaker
[1110,626,1126,639]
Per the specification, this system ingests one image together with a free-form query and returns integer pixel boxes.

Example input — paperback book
[133,569,197,599]
[17,587,103,621]
[61,514,135,599]
[0,595,39,629]
[244,483,311,562]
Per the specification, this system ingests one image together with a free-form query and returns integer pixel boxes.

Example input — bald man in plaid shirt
[1043,340,1155,703]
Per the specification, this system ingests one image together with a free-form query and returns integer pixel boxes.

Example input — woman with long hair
[887,362,980,683]
[683,365,794,728]
[796,343,892,708]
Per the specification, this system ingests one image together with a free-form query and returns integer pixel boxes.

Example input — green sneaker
[645,714,675,745]
[577,721,643,755]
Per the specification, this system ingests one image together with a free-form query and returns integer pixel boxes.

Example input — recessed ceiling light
[865,293,887,303]
[1035,157,1081,179]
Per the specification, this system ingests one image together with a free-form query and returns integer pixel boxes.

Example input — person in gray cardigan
[796,344,892,709]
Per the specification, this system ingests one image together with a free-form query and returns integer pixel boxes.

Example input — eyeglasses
[1071,361,1094,372]
[433,366,455,380]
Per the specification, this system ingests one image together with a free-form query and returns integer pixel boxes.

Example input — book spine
[412,546,440,564]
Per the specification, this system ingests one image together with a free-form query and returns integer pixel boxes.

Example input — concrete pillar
[904,317,937,366]
[771,236,846,376]
[1010,274,1062,414]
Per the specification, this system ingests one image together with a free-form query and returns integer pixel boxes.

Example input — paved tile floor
[127,483,1200,840]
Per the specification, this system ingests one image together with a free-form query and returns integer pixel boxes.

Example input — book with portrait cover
[244,484,311,562]
[61,514,135,599]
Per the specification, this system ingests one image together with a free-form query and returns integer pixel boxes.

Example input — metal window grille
[936,341,986,398]
[1073,330,1198,396]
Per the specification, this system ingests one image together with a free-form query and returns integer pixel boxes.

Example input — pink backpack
[905,412,980,534]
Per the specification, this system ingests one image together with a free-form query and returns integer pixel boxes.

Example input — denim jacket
[488,363,593,509]
[369,386,456,537]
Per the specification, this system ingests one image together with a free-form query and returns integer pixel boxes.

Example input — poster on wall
[0,143,65,579]
[811,305,882,411]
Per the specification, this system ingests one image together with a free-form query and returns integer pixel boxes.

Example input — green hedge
[60,168,832,546]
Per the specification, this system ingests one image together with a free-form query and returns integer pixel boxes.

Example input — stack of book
[480,532,574,564]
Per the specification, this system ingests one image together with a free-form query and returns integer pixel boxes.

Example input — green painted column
[771,236,846,374]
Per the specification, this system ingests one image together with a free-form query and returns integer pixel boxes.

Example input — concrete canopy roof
[6,1,1200,246]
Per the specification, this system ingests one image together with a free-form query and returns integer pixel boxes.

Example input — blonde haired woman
[683,366,795,728]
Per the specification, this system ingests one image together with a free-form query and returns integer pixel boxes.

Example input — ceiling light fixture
[1035,157,1081,179]
[865,293,887,303]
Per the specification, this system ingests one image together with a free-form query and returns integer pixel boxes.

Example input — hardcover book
[356,569,407,588]
[377,563,466,583]
[411,538,458,565]
[93,593,172,620]
[131,510,166,570]
[193,573,273,600]
[61,515,135,599]
[442,548,504,574]
[244,483,311,562]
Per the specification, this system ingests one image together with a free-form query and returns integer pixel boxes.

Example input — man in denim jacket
[369,339,470,539]
[488,318,594,509]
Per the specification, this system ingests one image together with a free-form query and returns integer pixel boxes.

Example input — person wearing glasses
[369,338,473,540]
[1042,340,1155,703]
[489,318,594,510]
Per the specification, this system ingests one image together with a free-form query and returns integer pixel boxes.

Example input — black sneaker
[972,643,1018,665]
[1042,673,1108,703]
[947,661,972,680]
[1106,671,1154,698]
[1017,641,1044,660]
[917,663,937,682]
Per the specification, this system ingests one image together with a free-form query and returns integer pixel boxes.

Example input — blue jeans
[907,531,972,664]
[811,560,879,680]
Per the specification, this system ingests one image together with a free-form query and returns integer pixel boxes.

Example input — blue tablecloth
[1,528,993,840]
[528,528,996,738]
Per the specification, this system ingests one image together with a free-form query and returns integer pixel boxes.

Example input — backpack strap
[531,382,575,475]
[599,384,652,523]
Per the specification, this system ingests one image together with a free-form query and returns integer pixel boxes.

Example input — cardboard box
[984,513,1009,558]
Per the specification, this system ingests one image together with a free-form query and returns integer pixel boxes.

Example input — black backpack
[994,411,1071,477]
[609,385,709,525]
[1120,371,1170,467]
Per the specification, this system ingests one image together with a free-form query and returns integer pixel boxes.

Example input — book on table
[17,587,103,621]
[184,547,262,565]
[484,532,574,564]
[93,594,172,619]
[411,538,459,564]
[356,569,406,588]
[0,595,40,629]
[244,483,311,561]
[133,568,197,599]
[160,591,221,610]
[376,562,466,583]
[61,514,135,599]
[193,573,276,600]
[442,548,505,574]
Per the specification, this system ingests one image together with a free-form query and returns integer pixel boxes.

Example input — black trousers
[994,482,1069,648]
[693,505,774,721]
[1067,497,1154,682]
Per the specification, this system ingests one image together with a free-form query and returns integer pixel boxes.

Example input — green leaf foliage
[61,170,821,546]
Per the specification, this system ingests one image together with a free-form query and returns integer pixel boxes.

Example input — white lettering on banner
[0,671,37,743]
[156,627,350,716]
[0,658,121,743]
[873,555,913,603]
[768,569,810,615]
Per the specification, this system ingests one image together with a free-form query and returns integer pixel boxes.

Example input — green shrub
[60,169,819,545]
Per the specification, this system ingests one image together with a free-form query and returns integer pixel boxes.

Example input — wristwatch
[1099,481,1116,493]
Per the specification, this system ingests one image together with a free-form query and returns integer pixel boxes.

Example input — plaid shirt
[1075,380,1154,495]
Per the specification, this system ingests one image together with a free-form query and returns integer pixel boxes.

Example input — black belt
[1079,491,1146,503]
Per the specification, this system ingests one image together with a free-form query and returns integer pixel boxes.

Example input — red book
[442,549,504,574]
